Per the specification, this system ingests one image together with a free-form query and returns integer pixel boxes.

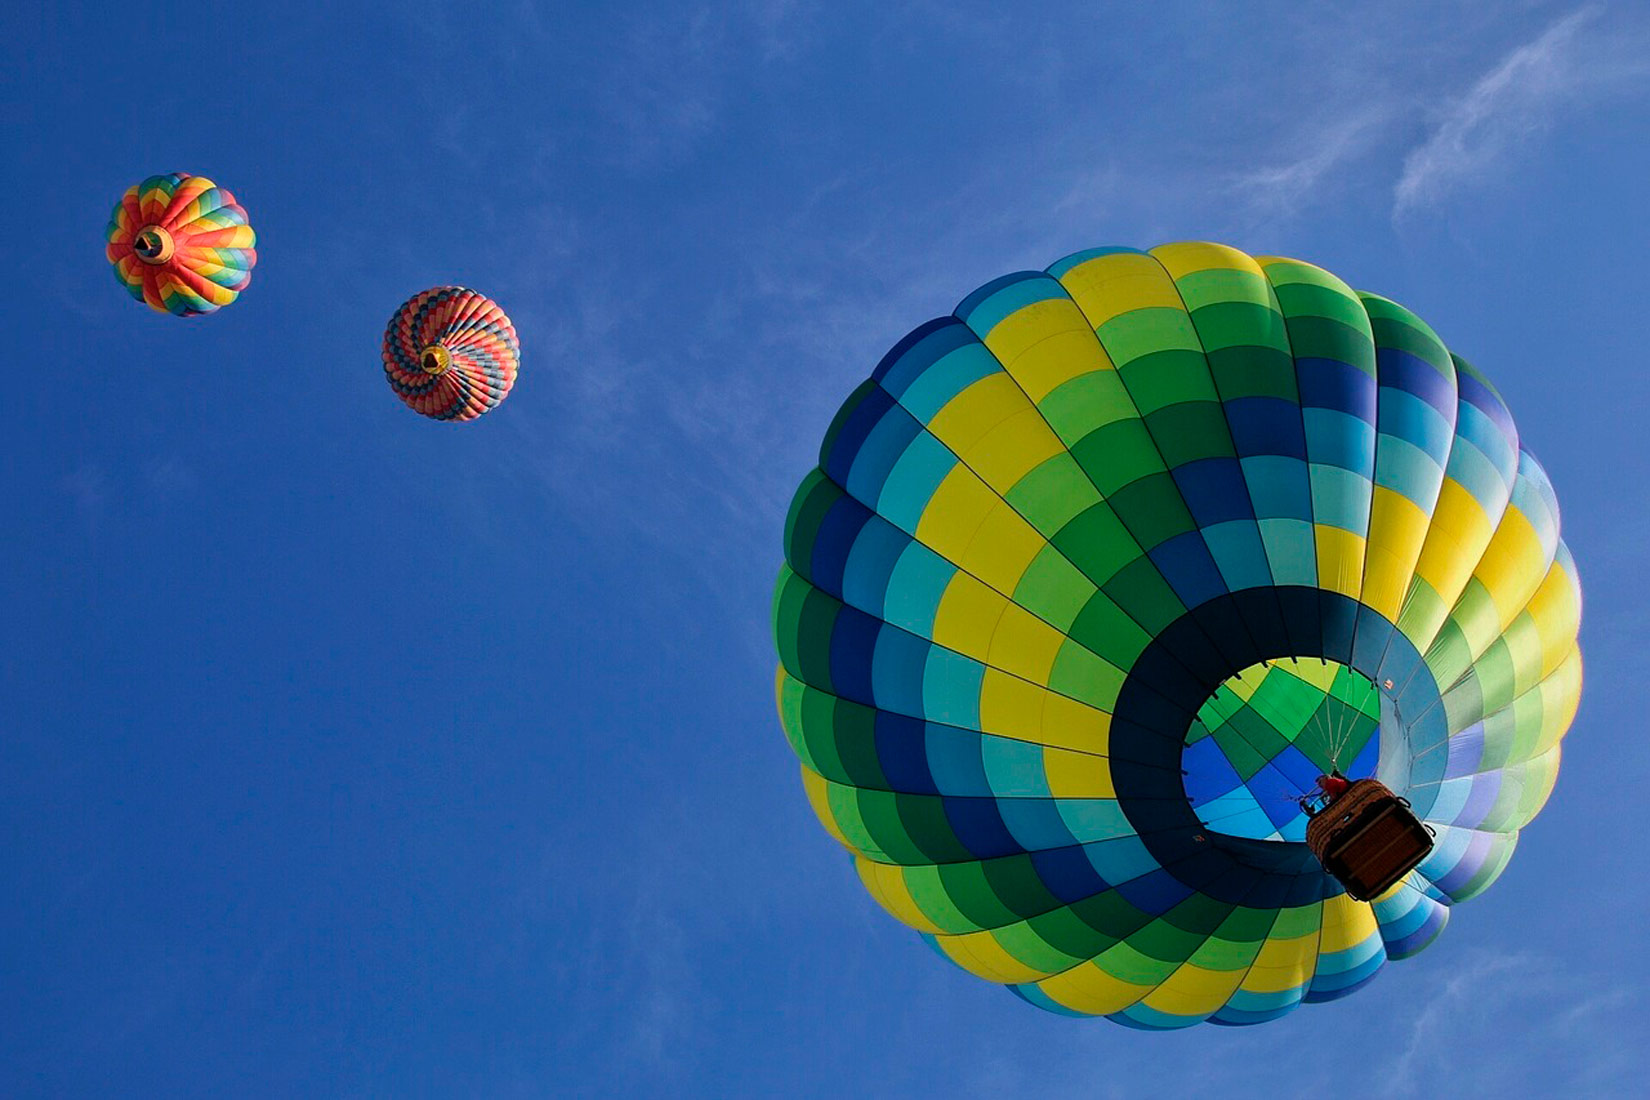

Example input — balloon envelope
[382,287,519,422]
[773,243,1581,1028]
[105,173,256,316]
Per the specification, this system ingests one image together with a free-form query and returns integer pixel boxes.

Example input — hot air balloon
[773,243,1580,1028]
[382,287,519,422]
[105,173,256,316]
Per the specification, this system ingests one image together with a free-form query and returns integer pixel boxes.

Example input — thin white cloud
[936,946,1640,1100]
[1394,5,1645,217]
[1233,106,1394,227]
[1384,947,1640,1097]
[62,463,108,534]
[143,455,200,499]
[482,2,1650,629]
[746,0,815,65]
[1390,948,1529,1093]
[602,8,726,168]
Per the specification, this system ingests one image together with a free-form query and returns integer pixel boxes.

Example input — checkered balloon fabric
[382,287,519,422]
[105,173,257,317]
[773,243,1581,1028]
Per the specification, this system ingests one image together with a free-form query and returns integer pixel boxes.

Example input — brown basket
[1305,778,1434,901]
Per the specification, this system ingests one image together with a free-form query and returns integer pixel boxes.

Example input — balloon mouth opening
[134,226,174,265]
[1181,658,1382,843]
[420,344,453,375]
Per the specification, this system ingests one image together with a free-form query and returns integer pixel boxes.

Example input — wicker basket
[1305,778,1434,901]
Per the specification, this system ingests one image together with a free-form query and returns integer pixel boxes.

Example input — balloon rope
[1340,692,1357,763]
[1345,672,1372,764]
[1333,668,1365,768]
[1194,797,1304,829]
[1192,778,1319,827]
[1407,720,1468,764]
[1301,671,1328,764]
[1401,692,1450,735]
[1325,667,1339,761]
[1302,663,1339,770]
[1328,678,1348,766]
[1326,673,1351,769]
[1194,803,1271,826]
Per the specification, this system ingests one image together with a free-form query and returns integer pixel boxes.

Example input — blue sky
[5,1,1648,1095]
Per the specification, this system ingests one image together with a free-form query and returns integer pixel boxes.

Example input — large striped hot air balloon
[773,242,1581,1028]
[105,173,256,316]
[382,287,519,422]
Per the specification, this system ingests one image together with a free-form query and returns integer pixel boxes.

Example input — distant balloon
[105,173,256,316]
[773,242,1581,1028]
[382,287,519,422]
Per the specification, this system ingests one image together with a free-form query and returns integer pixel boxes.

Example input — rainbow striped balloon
[105,173,257,317]
[774,242,1581,1028]
[382,287,520,422]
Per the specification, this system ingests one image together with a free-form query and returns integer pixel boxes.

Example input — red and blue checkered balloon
[382,287,519,422]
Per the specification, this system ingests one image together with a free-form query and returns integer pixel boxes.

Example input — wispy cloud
[1394,5,1647,218]
[481,2,1650,650]
[1385,947,1640,1097]
[597,1,823,164]
[61,463,108,534]
[1389,948,1529,1093]
[936,946,1641,1100]
[746,0,817,65]
[142,455,199,499]
[602,8,727,168]
[1233,106,1394,228]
